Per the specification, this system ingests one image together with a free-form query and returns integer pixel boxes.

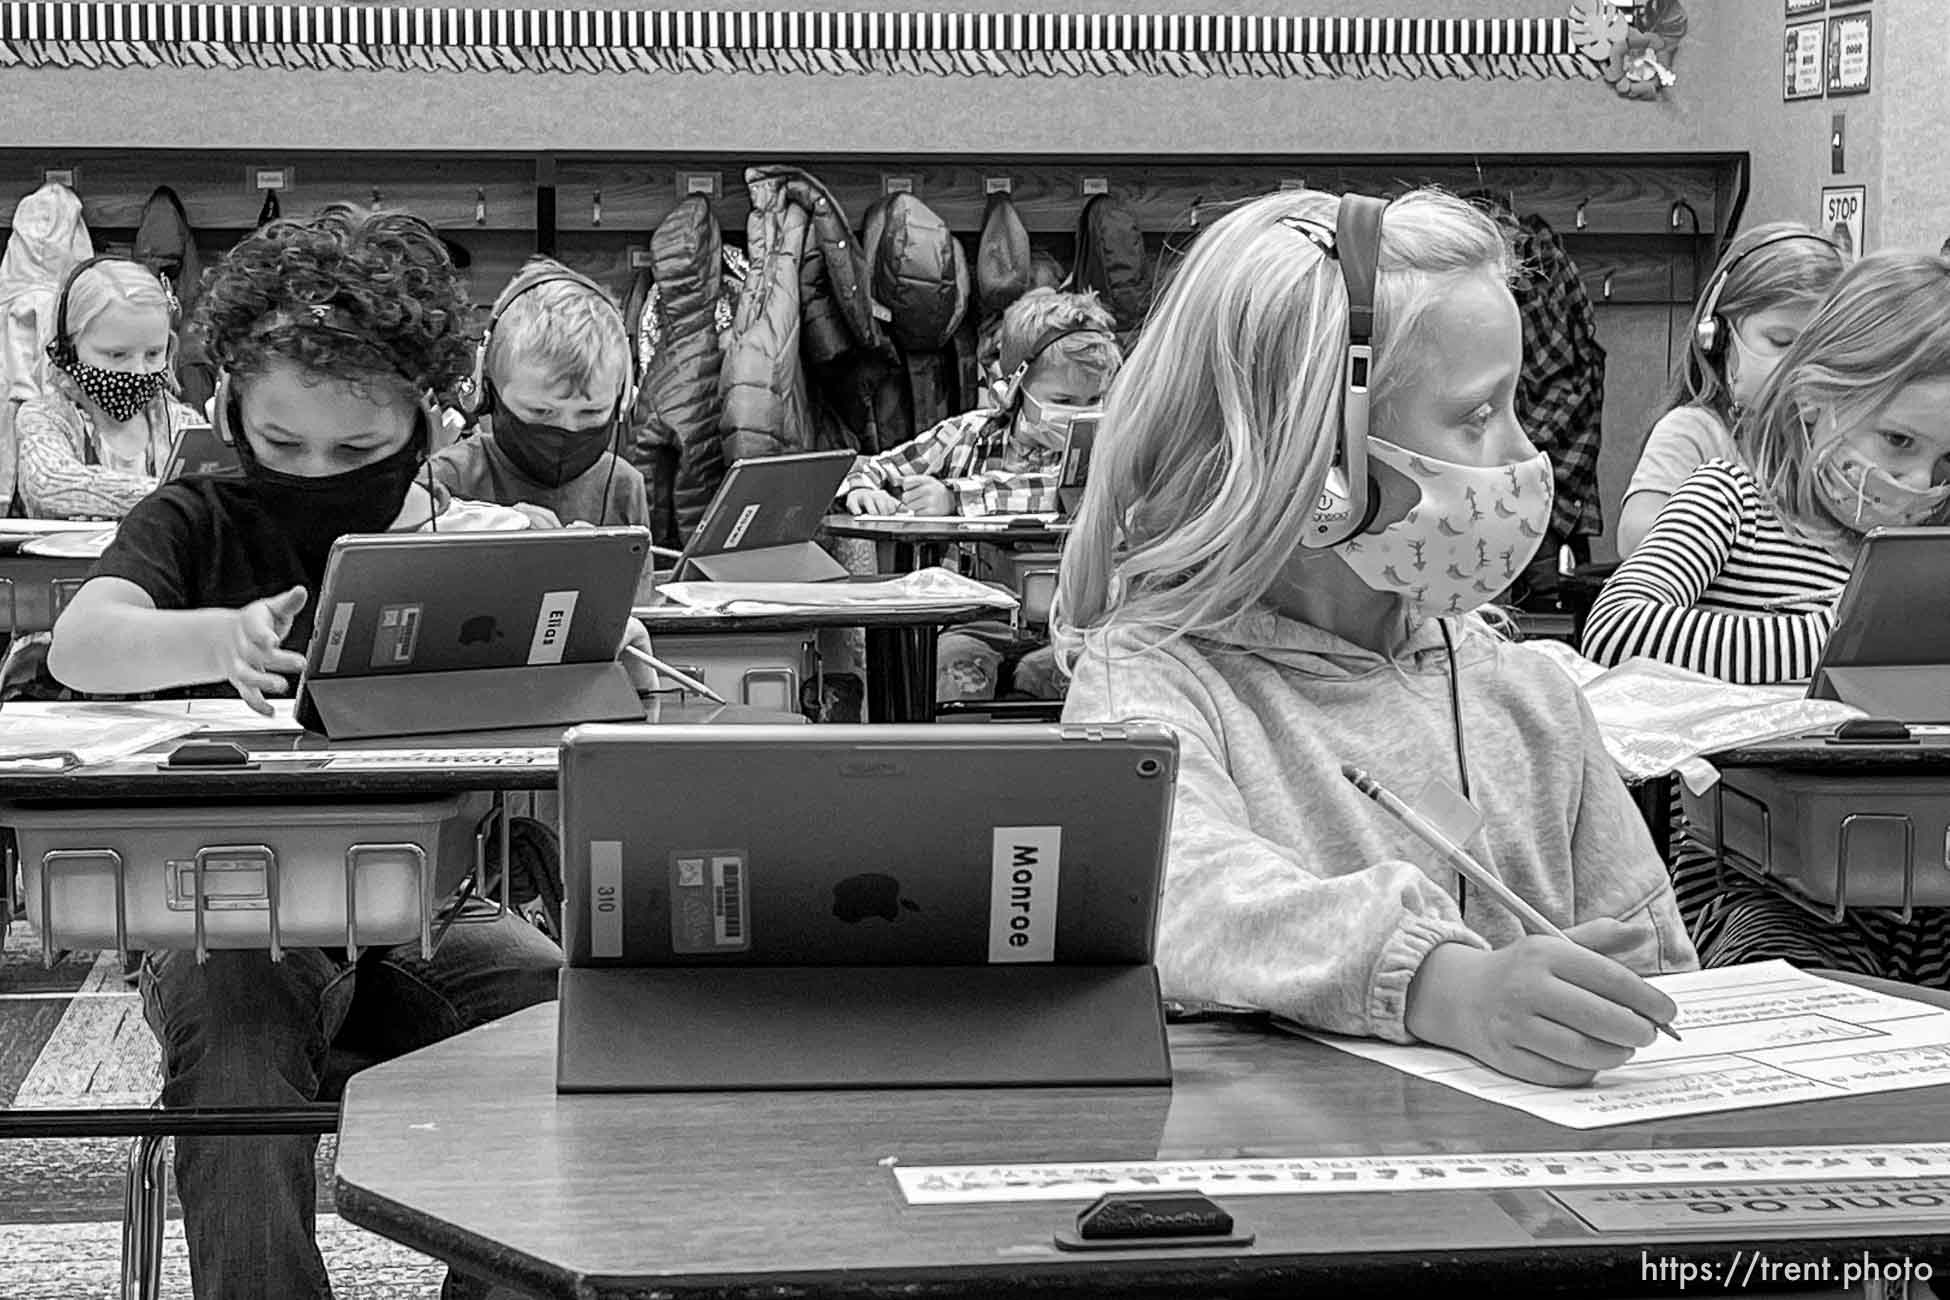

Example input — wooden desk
[635,601,998,725]
[336,1004,1950,1299]
[823,513,1066,573]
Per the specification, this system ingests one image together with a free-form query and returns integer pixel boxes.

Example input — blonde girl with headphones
[1056,189,1695,1088]
[16,256,202,518]
[1616,223,1844,557]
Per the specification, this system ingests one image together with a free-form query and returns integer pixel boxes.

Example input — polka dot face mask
[51,352,169,423]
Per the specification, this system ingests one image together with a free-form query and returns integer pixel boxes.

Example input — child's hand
[511,502,563,530]
[846,487,902,516]
[898,475,955,517]
[617,620,657,693]
[213,586,309,716]
[1404,930,1678,1088]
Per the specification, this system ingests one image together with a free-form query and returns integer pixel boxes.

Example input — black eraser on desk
[164,740,254,768]
[1053,1192,1254,1252]
[1832,719,1914,744]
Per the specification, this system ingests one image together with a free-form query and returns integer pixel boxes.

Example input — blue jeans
[140,915,562,1300]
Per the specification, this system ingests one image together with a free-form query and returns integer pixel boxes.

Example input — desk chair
[935,552,1066,723]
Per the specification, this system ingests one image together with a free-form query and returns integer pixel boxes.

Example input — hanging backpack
[976,191,1031,320]
[1069,194,1151,336]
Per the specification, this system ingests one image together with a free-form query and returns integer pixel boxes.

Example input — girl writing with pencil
[1583,252,1950,979]
[1056,189,1696,1089]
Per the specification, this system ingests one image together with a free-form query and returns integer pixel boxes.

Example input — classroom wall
[3,0,1749,158]
[1879,0,1949,253]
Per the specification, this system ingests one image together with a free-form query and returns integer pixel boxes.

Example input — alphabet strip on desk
[894,1144,1950,1205]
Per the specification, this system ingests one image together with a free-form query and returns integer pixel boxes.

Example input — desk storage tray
[1681,769,1950,912]
[5,796,473,960]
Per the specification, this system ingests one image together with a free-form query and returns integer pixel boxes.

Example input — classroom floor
[0,920,449,1299]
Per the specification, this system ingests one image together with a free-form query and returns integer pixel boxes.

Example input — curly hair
[192,204,474,400]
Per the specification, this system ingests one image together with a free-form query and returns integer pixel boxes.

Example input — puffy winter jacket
[718,166,881,465]
[1071,194,1151,340]
[133,186,217,415]
[627,197,727,545]
[873,193,968,353]
[1,183,94,513]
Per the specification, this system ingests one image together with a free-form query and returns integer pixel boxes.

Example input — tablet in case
[1809,526,1950,722]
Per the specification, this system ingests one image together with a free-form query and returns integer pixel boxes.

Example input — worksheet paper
[1303,961,1950,1129]
[894,1144,1950,1205]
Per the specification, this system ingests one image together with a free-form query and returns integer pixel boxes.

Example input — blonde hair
[45,258,178,398]
[998,287,1122,386]
[1662,221,1843,429]
[483,258,630,400]
[1744,249,1950,546]
[1054,188,1511,666]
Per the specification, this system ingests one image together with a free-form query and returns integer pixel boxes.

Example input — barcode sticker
[370,603,422,667]
[670,849,749,953]
[590,840,623,959]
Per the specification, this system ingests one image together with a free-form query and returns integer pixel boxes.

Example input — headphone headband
[1695,229,1840,357]
[1297,193,1388,550]
[46,254,170,367]
[472,265,632,416]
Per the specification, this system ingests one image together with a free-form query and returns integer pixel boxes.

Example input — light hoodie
[1062,608,1698,1043]
[0,183,94,507]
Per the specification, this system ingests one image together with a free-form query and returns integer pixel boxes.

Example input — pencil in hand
[1339,763,1683,1043]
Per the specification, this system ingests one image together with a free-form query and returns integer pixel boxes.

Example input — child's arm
[15,400,159,519]
[49,579,308,714]
[838,419,968,510]
[944,468,1060,518]
[1579,461,1835,683]
[1068,643,1486,1042]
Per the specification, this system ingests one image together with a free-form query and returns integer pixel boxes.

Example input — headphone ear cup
[1696,315,1723,357]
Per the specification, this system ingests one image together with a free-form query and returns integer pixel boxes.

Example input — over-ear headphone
[1694,230,1839,357]
[1296,193,1388,550]
[992,323,1106,411]
[468,266,634,423]
[212,371,439,455]
[44,254,174,369]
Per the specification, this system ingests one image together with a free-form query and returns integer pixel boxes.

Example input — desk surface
[335,993,1950,1300]
[0,701,800,800]
[822,513,1068,545]
[1710,730,1950,770]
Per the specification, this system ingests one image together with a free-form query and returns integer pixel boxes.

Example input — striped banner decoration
[0,4,1600,78]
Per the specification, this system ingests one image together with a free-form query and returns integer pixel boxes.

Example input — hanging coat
[0,183,93,513]
[132,186,217,414]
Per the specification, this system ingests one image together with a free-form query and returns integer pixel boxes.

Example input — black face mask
[491,396,616,488]
[232,410,428,574]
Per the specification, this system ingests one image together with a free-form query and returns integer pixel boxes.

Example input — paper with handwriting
[1302,962,1950,1129]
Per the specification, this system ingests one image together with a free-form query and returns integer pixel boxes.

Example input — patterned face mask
[53,354,169,423]
[1814,443,1950,533]
[1334,438,1556,621]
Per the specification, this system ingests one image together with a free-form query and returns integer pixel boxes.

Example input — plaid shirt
[1511,213,1607,545]
[839,407,1062,517]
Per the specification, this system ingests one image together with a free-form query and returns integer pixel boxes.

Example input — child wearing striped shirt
[1615,224,1843,558]
[1582,250,1950,979]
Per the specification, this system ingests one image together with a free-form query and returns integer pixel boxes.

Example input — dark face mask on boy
[491,400,616,487]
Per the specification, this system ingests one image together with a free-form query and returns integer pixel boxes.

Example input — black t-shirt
[73,477,329,699]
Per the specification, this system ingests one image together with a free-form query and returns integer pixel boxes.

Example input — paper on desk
[2,699,300,733]
[0,710,201,769]
[895,1142,1950,1204]
[1301,961,1950,1129]
[1526,643,1862,789]
[19,528,114,558]
[651,567,1016,616]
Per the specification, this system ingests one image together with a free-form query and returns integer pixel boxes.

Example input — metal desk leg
[864,623,939,724]
[120,1133,168,1300]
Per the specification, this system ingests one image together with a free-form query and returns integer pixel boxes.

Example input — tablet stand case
[301,661,643,741]
[555,963,1171,1092]
[1811,665,1950,722]
[681,541,848,584]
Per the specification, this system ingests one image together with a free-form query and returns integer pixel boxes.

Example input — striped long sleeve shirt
[1579,458,1851,685]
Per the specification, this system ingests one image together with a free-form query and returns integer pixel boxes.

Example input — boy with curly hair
[48,205,632,1300]
[432,257,650,527]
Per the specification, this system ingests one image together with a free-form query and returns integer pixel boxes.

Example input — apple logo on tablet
[832,873,921,923]
[458,615,502,646]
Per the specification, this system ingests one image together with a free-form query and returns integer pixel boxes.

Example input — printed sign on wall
[1785,0,1824,12]
[1783,20,1826,99]
[1825,12,1871,95]
[1821,185,1866,260]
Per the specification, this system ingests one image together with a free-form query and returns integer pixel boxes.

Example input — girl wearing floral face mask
[1583,250,1950,980]
[1057,189,1696,1090]
[1616,224,1843,557]
[15,257,201,519]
